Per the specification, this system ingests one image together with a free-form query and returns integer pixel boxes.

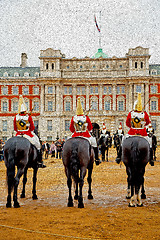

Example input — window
[13,101,18,112]
[33,86,39,95]
[24,72,29,77]
[2,136,7,142]
[106,65,109,68]
[2,101,8,112]
[117,86,120,94]
[95,86,98,94]
[12,86,18,95]
[69,87,72,95]
[2,87,8,95]
[14,72,19,77]
[47,120,52,131]
[121,86,125,94]
[150,85,157,94]
[152,120,157,131]
[90,86,94,94]
[77,87,80,94]
[52,63,54,70]
[135,62,137,68]
[23,86,29,95]
[47,136,52,141]
[151,70,157,75]
[91,100,98,110]
[65,101,71,111]
[104,100,111,110]
[118,101,124,111]
[120,65,122,68]
[80,65,83,69]
[2,120,7,131]
[67,65,69,69]
[33,101,39,112]
[65,120,70,131]
[34,72,39,77]
[48,101,53,111]
[3,72,8,77]
[151,101,157,111]
[48,86,53,94]
[82,87,85,95]
[136,85,141,93]
[141,62,143,68]
[108,86,112,94]
[104,86,107,94]
[93,65,96,69]
[46,63,48,70]
[64,87,68,94]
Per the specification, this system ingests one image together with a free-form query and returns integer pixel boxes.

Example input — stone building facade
[0,46,160,143]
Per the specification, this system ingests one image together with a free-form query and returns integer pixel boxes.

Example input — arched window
[117,96,125,111]
[14,72,19,77]
[3,72,8,77]
[1,99,8,112]
[24,72,29,77]
[64,97,72,111]
[52,63,54,70]
[46,63,49,70]
[104,96,112,111]
[12,98,18,112]
[150,97,158,112]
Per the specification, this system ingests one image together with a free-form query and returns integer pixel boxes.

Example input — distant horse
[122,136,150,207]
[98,135,112,162]
[62,137,94,208]
[4,136,39,208]
[113,133,122,155]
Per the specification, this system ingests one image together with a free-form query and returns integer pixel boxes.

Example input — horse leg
[65,167,73,207]
[32,167,38,200]
[6,166,15,208]
[126,177,131,199]
[78,167,87,208]
[141,177,146,199]
[102,148,105,162]
[87,164,93,200]
[13,167,25,208]
[20,167,28,198]
[106,148,108,162]
[74,182,78,200]
[129,184,135,207]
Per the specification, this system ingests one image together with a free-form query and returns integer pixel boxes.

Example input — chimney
[20,53,28,68]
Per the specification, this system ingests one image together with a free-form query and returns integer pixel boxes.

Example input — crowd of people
[41,139,66,160]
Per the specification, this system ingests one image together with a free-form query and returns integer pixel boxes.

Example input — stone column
[99,84,103,111]
[55,84,60,113]
[73,84,77,111]
[144,83,149,112]
[112,84,116,111]
[40,84,44,115]
[141,83,144,107]
[86,84,90,111]
[128,83,133,111]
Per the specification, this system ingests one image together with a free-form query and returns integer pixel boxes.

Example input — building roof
[0,67,40,77]
[92,48,108,59]
[149,64,160,75]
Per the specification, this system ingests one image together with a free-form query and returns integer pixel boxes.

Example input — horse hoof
[74,195,78,200]
[88,195,93,200]
[68,202,73,207]
[78,203,84,208]
[126,196,131,199]
[137,203,143,207]
[6,203,12,208]
[128,203,135,207]
[20,193,25,198]
[141,194,146,199]
[14,203,20,208]
[32,195,38,200]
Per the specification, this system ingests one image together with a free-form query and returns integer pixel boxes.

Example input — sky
[0,0,160,67]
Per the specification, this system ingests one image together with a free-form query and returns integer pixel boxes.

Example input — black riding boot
[93,147,101,165]
[37,149,46,168]
[115,146,122,164]
[149,148,154,166]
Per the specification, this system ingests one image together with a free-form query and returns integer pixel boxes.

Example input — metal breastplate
[73,115,87,132]
[16,114,30,131]
[131,111,145,129]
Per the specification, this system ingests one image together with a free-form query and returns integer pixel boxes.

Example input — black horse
[98,135,112,162]
[113,133,122,155]
[4,136,39,208]
[62,137,94,208]
[122,136,150,207]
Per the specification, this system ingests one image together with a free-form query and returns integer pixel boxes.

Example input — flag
[94,15,100,32]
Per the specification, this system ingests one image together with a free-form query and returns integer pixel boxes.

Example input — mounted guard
[13,95,46,168]
[69,97,100,165]
[116,93,154,166]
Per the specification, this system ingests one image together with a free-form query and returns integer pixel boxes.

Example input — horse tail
[70,142,79,183]
[6,149,15,192]
[130,141,140,184]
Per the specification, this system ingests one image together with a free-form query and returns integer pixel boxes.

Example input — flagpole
[99,11,101,49]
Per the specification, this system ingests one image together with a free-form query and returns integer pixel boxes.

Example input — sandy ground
[0,147,160,240]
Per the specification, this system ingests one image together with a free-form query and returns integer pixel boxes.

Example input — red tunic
[126,111,150,136]
[70,115,93,138]
[14,113,35,137]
